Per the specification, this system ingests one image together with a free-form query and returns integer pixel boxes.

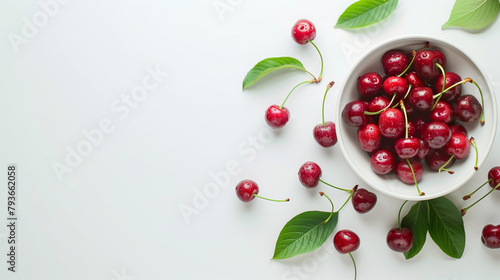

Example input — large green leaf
[335,0,399,29]
[242,57,308,90]
[272,211,338,259]
[401,201,428,260]
[427,197,466,259]
[442,0,500,30]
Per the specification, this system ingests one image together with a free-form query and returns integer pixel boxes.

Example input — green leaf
[442,0,500,30]
[242,57,308,90]
[272,211,338,259]
[427,197,466,259]
[335,0,399,29]
[401,201,428,260]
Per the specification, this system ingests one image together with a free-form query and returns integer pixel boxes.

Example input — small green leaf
[442,0,500,30]
[401,201,428,260]
[335,0,399,29]
[242,57,308,90]
[427,197,466,259]
[272,211,338,259]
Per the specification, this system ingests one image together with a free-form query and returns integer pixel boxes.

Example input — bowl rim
[335,34,498,201]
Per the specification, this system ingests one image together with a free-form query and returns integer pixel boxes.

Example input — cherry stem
[397,200,409,229]
[406,158,424,196]
[319,179,352,193]
[280,79,314,109]
[334,186,358,214]
[397,50,416,77]
[309,40,323,83]
[430,63,446,110]
[399,99,409,139]
[364,93,397,115]
[432,78,472,100]
[321,81,335,125]
[319,192,335,223]
[253,194,290,202]
[461,181,500,216]
[390,84,412,109]
[471,80,485,125]
[471,137,478,171]
[438,155,455,174]
[463,178,492,201]
[348,252,357,280]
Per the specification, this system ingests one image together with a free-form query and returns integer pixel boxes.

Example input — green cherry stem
[334,185,358,214]
[321,81,335,125]
[406,158,424,196]
[461,181,500,216]
[437,155,455,174]
[390,84,413,109]
[253,194,290,202]
[319,192,335,223]
[397,50,416,77]
[463,178,492,201]
[471,80,485,125]
[319,179,352,193]
[309,40,323,83]
[430,63,446,110]
[280,79,314,109]
[349,252,357,280]
[399,99,409,139]
[397,200,409,229]
[432,78,473,100]
[471,137,479,171]
[365,93,397,115]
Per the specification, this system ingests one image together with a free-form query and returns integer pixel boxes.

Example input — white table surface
[1,1,500,279]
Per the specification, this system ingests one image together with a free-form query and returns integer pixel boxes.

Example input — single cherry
[394,100,420,159]
[382,50,409,76]
[291,19,316,45]
[383,76,408,100]
[298,161,322,188]
[314,81,337,147]
[370,149,396,174]
[414,49,446,81]
[351,188,377,214]
[357,123,381,152]
[235,180,289,202]
[357,72,383,99]
[420,122,451,149]
[430,101,453,124]
[449,124,468,136]
[387,228,414,253]
[488,167,500,189]
[414,139,430,160]
[408,87,434,111]
[425,149,455,171]
[405,71,425,88]
[367,96,391,115]
[396,159,423,185]
[342,100,367,127]
[334,229,360,254]
[482,224,500,249]
[378,108,405,139]
[265,105,289,129]
[444,132,471,160]
[434,72,462,102]
[453,94,482,123]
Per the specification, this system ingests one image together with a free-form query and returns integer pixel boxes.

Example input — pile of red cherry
[341,46,483,195]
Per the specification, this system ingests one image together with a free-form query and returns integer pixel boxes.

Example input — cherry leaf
[442,0,500,30]
[335,0,399,29]
[272,211,338,259]
[242,57,309,90]
[401,201,428,260]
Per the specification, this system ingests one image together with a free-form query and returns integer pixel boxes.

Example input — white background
[1,0,500,279]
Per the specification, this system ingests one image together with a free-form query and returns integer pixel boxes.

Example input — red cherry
[386,228,414,252]
[421,122,451,149]
[367,96,391,114]
[409,87,434,111]
[434,72,462,102]
[342,100,367,127]
[313,121,337,147]
[444,132,471,159]
[482,224,500,249]
[396,159,423,184]
[352,188,377,214]
[382,50,409,76]
[414,50,446,81]
[453,94,482,123]
[357,72,383,98]
[298,161,322,188]
[430,101,453,124]
[404,71,425,88]
[425,149,455,171]
[357,123,381,152]
[235,180,259,202]
[378,108,405,139]
[370,149,396,175]
[333,230,360,254]
[265,105,289,129]
[383,76,408,99]
[487,166,500,189]
[414,139,430,160]
[449,124,468,136]
[291,19,316,45]
[394,137,421,159]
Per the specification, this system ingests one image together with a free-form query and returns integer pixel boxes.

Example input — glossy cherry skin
[367,96,391,115]
[482,224,500,249]
[453,94,482,123]
[383,76,408,99]
[409,87,434,111]
[487,166,500,189]
[425,149,455,171]
[291,19,316,45]
[357,123,381,152]
[430,101,453,124]
[334,230,360,254]
[444,132,470,159]
[352,188,377,213]
[395,137,421,159]
[357,72,383,98]
[434,72,462,102]
[414,115,430,137]
[378,108,404,139]
[235,180,259,202]
[449,124,468,136]
[387,228,414,252]
[421,122,451,149]
[414,50,446,81]
[265,105,289,129]
[342,100,367,127]
[298,161,322,188]
[414,139,430,160]
[405,71,425,88]
[396,159,423,184]
[370,149,396,175]
[313,121,337,147]
[382,50,409,76]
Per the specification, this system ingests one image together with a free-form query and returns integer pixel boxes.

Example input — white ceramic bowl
[336,35,498,201]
